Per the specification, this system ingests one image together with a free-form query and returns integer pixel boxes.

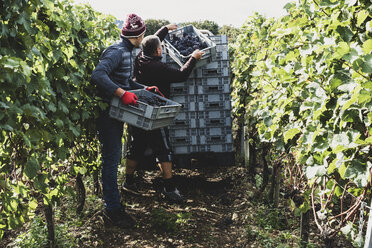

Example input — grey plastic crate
[170,135,198,146]
[204,60,229,70]
[209,35,228,44]
[193,77,230,87]
[163,25,216,68]
[170,79,196,95]
[171,144,199,154]
[197,93,231,102]
[170,94,197,104]
[202,76,229,85]
[169,95,198,111]
[198,126,232,136]
[198,100,231,111]
[171,92,232,111]
[170,111,198,129]
[109,89,182,130]
[215,50,229,61]
[197,83,230,94]
[198,117,232,128]
[170,118,198,129]
[169,128,198,138]
[198,110,232,119]
[173,111,197,121]
[198,133,233,145]
[198,143,234,153]
[193,67,229,78]
[216,43,228,52]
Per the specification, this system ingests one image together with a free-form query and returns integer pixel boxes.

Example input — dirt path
[85,166,253,248]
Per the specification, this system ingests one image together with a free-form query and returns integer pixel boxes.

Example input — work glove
[146,86,165,97]
[121,91,138,105]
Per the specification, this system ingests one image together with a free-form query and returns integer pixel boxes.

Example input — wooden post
[273,164,281,207]
[44,203,55,248]
[240,125,250,167]
[364,199,372,248]
[300,210,310,247]
[76,174,86,214]
[269,163,281,207]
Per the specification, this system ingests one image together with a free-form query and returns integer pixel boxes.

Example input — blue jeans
[97,108,123,211]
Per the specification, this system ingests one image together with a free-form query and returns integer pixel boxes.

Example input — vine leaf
[24,157,40,179]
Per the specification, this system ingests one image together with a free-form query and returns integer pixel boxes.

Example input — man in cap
[91,13,150,228]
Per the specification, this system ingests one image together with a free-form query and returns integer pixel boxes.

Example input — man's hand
[146,86,165,97]
[121,91,138,105]
[191,49,204,60]
[166,23,178,31]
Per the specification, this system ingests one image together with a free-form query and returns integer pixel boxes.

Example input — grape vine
[231,0,371,246]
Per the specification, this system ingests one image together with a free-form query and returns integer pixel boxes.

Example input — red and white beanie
[121,13,146,38]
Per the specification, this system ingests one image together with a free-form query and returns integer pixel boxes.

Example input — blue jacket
[91,37,144,102]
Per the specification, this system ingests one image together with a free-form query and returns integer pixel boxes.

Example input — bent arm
[157,56,197,83]
[91,48,122,96]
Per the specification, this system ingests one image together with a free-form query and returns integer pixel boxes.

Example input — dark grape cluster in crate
[169,32,208,56]
[138,95,167,107]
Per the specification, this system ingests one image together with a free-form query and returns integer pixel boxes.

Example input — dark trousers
[97,108,123,211]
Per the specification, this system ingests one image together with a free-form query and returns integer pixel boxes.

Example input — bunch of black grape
[169,32,208,56]
[138,95,167,107]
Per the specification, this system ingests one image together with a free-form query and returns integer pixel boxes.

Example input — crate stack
[166,35,234,167]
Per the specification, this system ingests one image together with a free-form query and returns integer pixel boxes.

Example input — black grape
[169,32,209,56]
[138,95,167,107]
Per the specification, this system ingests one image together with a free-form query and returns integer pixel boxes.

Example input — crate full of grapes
[163,25,216,68]
[109,89,182,131]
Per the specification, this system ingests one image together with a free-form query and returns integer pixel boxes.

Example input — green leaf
[342,87,360,111]
[362,39,372,54]
[29,200,38,210]
[363,81,372,90]
[361,54,372,73]
[24,157,40,179]
[365,136,372,144]
[47,103,57,112]
[334,186,343,197]
[345,160,371,187]
[328,158,337,174]
[335,42,350,57]
[305,165,327,179]
[357,10,369,27]
[336,26,354,42]
[339,163,347,179]
[358,89,372,105]
[284,128,301,143]
[56,119,64,128]
[69,125,80,136]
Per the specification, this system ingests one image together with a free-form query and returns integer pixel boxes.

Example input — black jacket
[133,26,196,98]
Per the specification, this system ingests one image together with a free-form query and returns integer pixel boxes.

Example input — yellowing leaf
[365,136,372,144]
[357,10,369,26]
[284,128,301,143]
[362,39,372,54]
[335,42,350,58]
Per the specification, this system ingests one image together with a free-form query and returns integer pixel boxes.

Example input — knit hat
[121,14,146,38]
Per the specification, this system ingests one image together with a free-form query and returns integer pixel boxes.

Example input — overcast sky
[72,0,293,27]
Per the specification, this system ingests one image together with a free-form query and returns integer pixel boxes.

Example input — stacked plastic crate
[167,35,234,167]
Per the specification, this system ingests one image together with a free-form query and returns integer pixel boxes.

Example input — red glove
[120,91,138,105]
[146,86,165,97]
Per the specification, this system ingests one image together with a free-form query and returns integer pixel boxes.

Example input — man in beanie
[91,13,154,228]
[122,23,204,203]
